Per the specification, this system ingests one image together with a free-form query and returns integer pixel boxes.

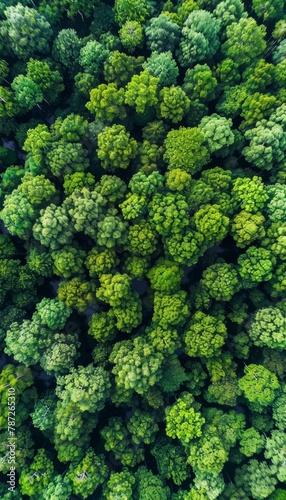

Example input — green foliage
[144,51,179,86]
[238,364,280,411]
[52,29,82,74]
[199,113,234,154]
[164,126,210,174]
[103,471,135,500]
[235,459,278,499]
[97,124,138,171]
[158,85,190,123]
[134,466,171,499]
[3,4,52,60]
[56,363,111,412]
[68,448,108,498]
[239,427,265,457]
[248,306,286,350]
[222,17,266,66]
[151,437,190,485]
[110,337,164,395]
[33,203,74,250]
[237,246,276,287]
[46,141,89,177]
[104,50,144,87]
[165,392,205,445]
[35,298,72,330]
[57,277,97,312]
[231,210,265,247]
[2,1,286,497]
[119,21,144,53]
[145,14,181,53]
[184,310,227,358]
[177,9,221,67]
[201,262,241,301]
[114,0,148,26]
[26,58,64,104]
[19,448,54,498]
[232,176,269,213]
[183,63,218,102]
[86,83,126,122]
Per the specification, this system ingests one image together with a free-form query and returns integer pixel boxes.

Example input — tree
[198,113,234,155]
[110,337,164,395]
[248,307,286,350]
[56,363,111,413]
[157,85,190,123]
[88,309,117,343]
[103,471,136,500]
[19,448,54,499]
[103,50,144,87]
[165,392,205,446]
[193,204,230,246]
[252,0,284,22]
[151,437,190,486]
[177,10,221,67]
[95,213,127,248]
[266,184,286,223]
[96,273,132,307]
[165,168,192,193]
[94,174,127,204]
[33,203,74,250]
[183,63,218,102]
[201,262,241,301]
[222,18,266,66]
[145,14,181,53]
[125,70,159,114]
[46,141,89,177]
[239,427,265,457]
[147,258,183,293]
[231,211,265,248]
[238,364,280,411]
[97,124,138,172]
[11,75,43,111]
[59,113,88,142]
[35,298,72,330]
[184,310,227,358]
[127,409,159,445]
[57,277,97,312]
[79,40,110,77]
[86,83,126,122]
[235,459,278,499]
[101,416,144,466]
[213,0,246,31]
[2,4,53,60]
[119,21,144,53]
[63,172,96,196]
[134,466,171,500]
[68,448,108,499]
[232,176,269,213]
[86,248,118,278]
[114,0,148,26]
[153,290,189,328]
[26,58,64,104]
[42,475,73,500]
[188,435,228,476]
[164,126,210,174]
[67,188,105,240]
[237,246,276,288]
[144,51,179,87]
[126,220,158,256]
[52,29,82,75]
[194,471,225,500]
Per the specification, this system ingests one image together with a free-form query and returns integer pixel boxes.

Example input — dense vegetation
[0,0,286,498]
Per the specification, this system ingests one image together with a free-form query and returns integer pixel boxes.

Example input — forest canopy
[0,0,286,499]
